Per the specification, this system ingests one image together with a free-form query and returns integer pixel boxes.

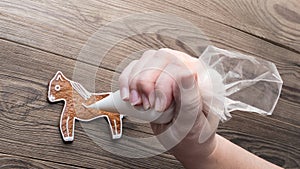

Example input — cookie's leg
[60,113,71,141]
[67,117,75,141]
[108,115,123,139]
[60,113,74,142]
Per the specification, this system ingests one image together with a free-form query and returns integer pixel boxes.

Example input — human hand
[119,49,219,168]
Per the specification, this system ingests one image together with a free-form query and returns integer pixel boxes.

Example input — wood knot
[0,85,41,121]
[274,4,300,24]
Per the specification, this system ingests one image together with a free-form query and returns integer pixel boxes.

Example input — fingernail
[155,97,165,112]
[120,87,129,101]
[181,74,195,89]
[130,90,140,106]
[142,94,150,110]
[149,91,155,108]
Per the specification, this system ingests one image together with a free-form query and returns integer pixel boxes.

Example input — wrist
[171,133,218,169]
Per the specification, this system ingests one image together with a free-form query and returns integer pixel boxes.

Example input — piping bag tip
[82,92,119,113]
[82,103,93,109]
[82,90,174,124]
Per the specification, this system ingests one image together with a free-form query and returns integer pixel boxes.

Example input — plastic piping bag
[84,45,283,123]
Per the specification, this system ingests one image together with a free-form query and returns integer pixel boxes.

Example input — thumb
[175,71,218,144]
[174,72,202,113]
[150,72,201,150]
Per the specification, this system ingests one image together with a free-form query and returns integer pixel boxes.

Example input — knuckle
[157,48,170,53]
[128,79,137,89]
[178,72,193,81]
[131,60,139,64]
[127,60,138,70]
[129,74,145,87]
[142,50,156,58]
[154,82,166,91]
[155,48,173,58]
[136,78,146,86]
[136,77,150,87]
[157,48,168,54]
[118,74,127,82]
[128,76,136,87]
[136,77,153,92]
[128,72,138,83]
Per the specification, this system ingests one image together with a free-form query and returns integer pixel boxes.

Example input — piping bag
[84,46,283,124]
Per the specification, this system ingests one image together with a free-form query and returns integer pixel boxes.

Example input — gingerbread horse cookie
[48,71,124,142]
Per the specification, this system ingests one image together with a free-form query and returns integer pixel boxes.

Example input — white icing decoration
[56,75,64,81]
[70,81,92,100]
[55,85,61,91]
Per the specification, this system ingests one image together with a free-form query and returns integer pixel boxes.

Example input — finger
[175,69,220,143]
[175,69,201,110]
[141,93,151,110]
[171,70,201,133]
[129,50,157,106]
[155,57,199,113]
[129,50,157,79]
[129,89,142,106]
[154,64,178,112]
[150,73,202,150]
[151,51,199,112]
[119,60,138,101]
[129,49,175,103]
[127,50,157,106]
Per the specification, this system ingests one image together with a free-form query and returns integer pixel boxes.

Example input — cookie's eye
[54,85,61,91]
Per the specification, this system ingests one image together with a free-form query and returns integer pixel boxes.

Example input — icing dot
[55,85,61,91]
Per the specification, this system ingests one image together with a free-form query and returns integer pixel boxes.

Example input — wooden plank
[0,35,299,168]
[0,0,299,58]
[0,153,81,168]
[169,0,300,52]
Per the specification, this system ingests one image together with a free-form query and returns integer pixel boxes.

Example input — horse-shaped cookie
[48,71,124,142]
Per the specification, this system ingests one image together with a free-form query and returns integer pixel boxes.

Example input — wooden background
[0,0,299,168]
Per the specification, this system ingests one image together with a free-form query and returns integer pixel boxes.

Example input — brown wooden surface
[0,0,299,168]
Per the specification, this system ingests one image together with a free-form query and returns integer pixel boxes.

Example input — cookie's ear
[54,71,66,81]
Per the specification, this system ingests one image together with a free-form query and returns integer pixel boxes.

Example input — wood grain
[0,0,299,168]
[0,0,299,114]
[0,0,299,58]
[0,35,299,168]
[219,113,300,169]
[0,153,81,169]
[0,39,183,168]
[170,0,300,52]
